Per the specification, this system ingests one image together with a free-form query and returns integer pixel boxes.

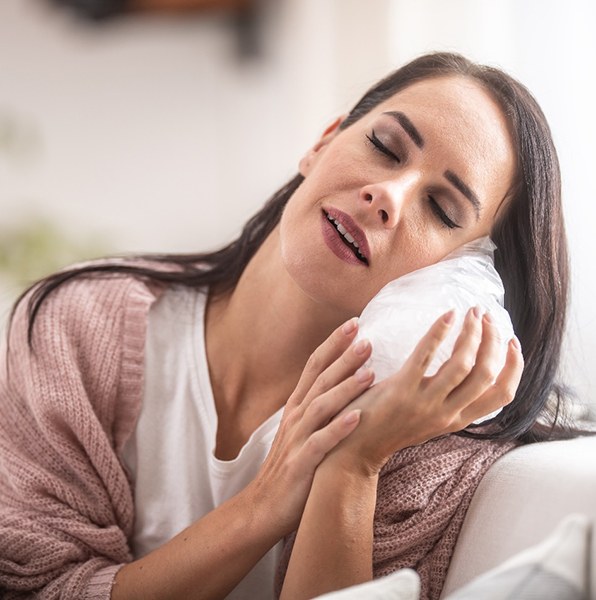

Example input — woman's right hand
[248,317,375,535]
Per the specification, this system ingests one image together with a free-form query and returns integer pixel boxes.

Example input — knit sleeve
[0,275,157,599]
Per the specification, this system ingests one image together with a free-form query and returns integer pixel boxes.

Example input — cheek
[311,144,368,193]
[374,215,445,278]
[278,202,305,264]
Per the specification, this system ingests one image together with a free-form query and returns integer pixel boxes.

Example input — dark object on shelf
[47,0,264,57]
[49,0,128,21]
[49,0,255,22]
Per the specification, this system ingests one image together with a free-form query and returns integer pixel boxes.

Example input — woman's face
[279,75,516,317]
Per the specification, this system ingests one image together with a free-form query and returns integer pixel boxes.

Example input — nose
[359,177,415,229]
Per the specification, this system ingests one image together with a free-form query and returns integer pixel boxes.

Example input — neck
[205,227,348,414]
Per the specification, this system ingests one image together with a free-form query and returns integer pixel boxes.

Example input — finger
[286,317,359,409]
[428,307,483,392]
[449,306,481,355]
[446,311,502,410]
[400,310,456,380]
[457,337,524,427]
[296,408,362,470]
[298,366,375,437]
[302,337,372,406]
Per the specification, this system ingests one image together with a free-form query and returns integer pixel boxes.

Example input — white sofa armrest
[441,436,596,598]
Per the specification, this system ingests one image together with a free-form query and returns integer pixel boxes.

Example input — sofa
[317,434,596,599]
[441,434,596,598]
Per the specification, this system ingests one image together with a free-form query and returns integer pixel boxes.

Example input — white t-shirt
[122,286,284,599]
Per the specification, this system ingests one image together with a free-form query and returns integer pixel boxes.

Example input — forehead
[369,77,514,164]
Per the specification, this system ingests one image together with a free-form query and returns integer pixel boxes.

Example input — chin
[282,254,367,318]
[279,213,371,317]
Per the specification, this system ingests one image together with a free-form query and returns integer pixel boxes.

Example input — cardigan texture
[0,274,158,599]
[0,272,514,599]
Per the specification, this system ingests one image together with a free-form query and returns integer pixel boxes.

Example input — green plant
[0,216,108,287]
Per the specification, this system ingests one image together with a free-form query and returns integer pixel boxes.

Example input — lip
[321,207,371,266]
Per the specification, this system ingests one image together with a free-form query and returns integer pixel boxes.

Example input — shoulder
[3,262,168,451]
[10,259,167,348]
[5,261,166,403]
[377,435,515,508]
[381,434,514,474]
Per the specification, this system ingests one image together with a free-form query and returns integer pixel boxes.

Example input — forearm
[279,460,379,600]
[112,485,279,600]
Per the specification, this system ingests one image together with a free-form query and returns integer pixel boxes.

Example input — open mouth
[323,210,369,265]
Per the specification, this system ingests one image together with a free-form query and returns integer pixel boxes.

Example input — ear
[298,115,346,176]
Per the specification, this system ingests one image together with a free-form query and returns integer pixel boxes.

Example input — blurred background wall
[1,0,594,414]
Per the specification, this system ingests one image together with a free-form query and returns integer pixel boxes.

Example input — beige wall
[0,0,392,256]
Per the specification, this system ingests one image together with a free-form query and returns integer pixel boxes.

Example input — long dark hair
[12,52,574,444]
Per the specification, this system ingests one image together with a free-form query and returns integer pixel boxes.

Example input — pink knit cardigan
[0,274,156,599]
[0,274,514,599]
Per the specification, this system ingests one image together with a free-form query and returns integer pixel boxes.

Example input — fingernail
[483,311,493,324]
[511,336,521,350]
[443,310,455,325]
[343,409,361,425]
[355,366,373,382]
[473,306,482,319]
[353,339,370,355]
[342,317,358,335]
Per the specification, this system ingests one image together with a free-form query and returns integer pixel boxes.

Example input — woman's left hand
[326,307,524,475]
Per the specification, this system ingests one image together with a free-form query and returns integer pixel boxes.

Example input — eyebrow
[444,170,481,220]
[383,111,424,149]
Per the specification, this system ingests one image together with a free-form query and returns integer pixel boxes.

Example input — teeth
[326,213,366,261]
[344,232,356,245]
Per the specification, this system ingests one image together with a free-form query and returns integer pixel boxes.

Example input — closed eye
[428,196,461,229]
[366,130,400,163]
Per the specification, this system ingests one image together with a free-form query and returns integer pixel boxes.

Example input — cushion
[313,568,420,599]
[443,513,591,600]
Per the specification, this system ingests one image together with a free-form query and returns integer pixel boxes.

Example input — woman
[0,52,572,600]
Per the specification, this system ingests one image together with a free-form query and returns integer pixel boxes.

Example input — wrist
[321,438,387,480]
[236,479,288,544]
[316,451,381,489]
[243,465,313,539]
